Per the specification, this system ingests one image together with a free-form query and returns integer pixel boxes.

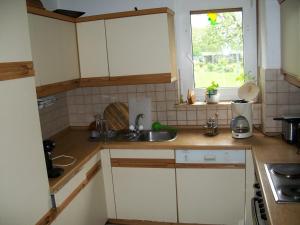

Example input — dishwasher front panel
[175,150,245,164]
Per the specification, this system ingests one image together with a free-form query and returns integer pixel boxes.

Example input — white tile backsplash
[260,68,300,133]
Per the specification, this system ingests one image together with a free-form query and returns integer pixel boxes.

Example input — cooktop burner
[280,185,300,200]
[265,163,300,203]
[272,165,300,179]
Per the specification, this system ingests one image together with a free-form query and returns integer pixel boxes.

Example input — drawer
[110,149,174,159]
[51,152,101,208]
[176,150,245,164]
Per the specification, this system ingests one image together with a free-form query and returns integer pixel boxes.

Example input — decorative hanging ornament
[208,13,218,26]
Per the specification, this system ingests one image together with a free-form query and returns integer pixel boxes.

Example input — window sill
[175,101,261,109]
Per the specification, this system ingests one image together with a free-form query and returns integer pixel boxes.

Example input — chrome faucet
[135,113,144,131]
[127,113,144,140]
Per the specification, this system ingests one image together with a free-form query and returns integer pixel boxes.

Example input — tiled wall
[38,69,300,137]
[66,81,262,128]
[39,92,69,139]
[260,68,300,133]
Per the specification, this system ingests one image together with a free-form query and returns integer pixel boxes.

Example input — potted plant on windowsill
[205,81,220,104]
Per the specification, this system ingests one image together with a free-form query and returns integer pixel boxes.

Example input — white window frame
[191,8,245,101]
[175,0,257,102]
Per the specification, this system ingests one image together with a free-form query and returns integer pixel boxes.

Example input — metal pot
[274,115,300,144]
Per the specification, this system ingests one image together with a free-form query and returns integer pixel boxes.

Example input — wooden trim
[26,0,45,9]
[109,73,172,85]
[36,79,80,97]
[79,76,110,87]
[76,7,174,23]
[86,161,101,181]
[191,7,243,15]
[79,73,173,87]
[27,6,76,23]
[0,61,34,81]
[56,179,87,214]
[281,69,300,88]
[107,219,218,225]
[56,161,101,216]
[111,158,175,168]
[35,208,57,225]
[50,166,84,194]
[175,163,245,169]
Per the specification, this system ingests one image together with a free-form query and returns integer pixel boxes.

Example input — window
[191,9,247,100]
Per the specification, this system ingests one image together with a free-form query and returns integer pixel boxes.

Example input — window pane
[191,11,244,88]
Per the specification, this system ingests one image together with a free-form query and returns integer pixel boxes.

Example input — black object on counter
[274,115,300,144]
[43,139,64,178]
[53,9,85,18]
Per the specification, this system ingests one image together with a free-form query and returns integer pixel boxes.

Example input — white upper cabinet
[0,0,32,62]
[77,20,109,78]
[281,0,300,78]
[28,14,80,86]
[106,13,177,78]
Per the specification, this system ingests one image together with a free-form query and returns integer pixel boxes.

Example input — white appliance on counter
[175,150,248,225]
[231,82,259,139]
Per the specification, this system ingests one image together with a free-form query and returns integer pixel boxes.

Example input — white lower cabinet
[112,167,177,222]
[176,149,246,225]
[53,170,107,225]
[110,149,177,222]
[177,168,245,225]
[107,149,253,225]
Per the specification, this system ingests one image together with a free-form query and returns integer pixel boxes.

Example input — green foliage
[206,81,219,93]
[235,71,255,82]
[192,12,243,56]
[193,61,244,88]
[192,12,244,88]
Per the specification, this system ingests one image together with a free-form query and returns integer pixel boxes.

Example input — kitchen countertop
[49,128,300,225]
[49,129,101,193]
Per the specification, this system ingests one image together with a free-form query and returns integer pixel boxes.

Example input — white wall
[258,0,281,69]
[41,0,59,11]
[42,0,257,98]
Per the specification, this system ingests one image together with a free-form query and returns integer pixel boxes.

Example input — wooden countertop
[104,129,253,150]
[49,128,300,225]
[49,129,102,193]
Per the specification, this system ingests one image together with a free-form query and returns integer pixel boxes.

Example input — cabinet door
[106,13,172,77]
[28,14,80,86]
[0,0,32,62]
[177,169,245,225]
[281,0,300,78]
[0,1,51,225]
[53,170,107,225]
[77,20,109,78]
[112,167,177,222]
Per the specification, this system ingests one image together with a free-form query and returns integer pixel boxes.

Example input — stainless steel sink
[113,130,177,142]
[138,130,177,142]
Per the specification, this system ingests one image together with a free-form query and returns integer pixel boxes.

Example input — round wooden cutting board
[103,102,129,131]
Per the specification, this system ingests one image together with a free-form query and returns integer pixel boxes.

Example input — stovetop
[265,163,300,203]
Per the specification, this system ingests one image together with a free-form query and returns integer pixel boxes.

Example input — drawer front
[176,150,245,164]
[110,149,174,159]
[52,152,101,207]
